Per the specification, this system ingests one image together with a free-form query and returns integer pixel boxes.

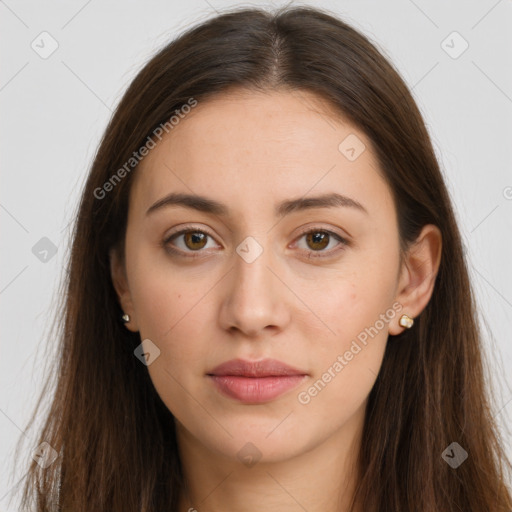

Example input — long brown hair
[13,5,511,511]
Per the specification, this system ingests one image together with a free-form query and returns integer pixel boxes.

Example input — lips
[207,358,308,404]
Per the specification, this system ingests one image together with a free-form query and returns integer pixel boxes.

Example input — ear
[389,224,442,335]
[109,247,139,332]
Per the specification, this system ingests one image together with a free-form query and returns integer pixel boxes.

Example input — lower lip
[208,375,307,403]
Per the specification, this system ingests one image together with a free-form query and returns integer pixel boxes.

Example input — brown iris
[183,231,208,250]
[306,231,330,251]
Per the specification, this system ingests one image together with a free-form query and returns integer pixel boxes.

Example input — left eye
[293,229,348,256]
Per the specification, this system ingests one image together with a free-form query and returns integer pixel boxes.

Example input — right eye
[163,227,220,258]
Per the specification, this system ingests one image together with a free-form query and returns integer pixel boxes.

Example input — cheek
[134,282,212,372]
[128,249,208,341]
[133,281,213,417]
[295,298,389,433]
[128,260,216,387]
[299,269,395,408]
[307,268,395,347]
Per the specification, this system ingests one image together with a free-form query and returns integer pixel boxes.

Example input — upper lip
[207,358,307,377]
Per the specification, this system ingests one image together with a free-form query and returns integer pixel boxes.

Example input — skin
[110,88,442,512]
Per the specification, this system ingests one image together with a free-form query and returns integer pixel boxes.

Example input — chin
[198,422,311,465]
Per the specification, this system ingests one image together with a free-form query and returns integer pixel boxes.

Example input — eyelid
[293,225,350,244]
[164,224,215,241]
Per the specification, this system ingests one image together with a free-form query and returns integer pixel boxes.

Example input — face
[111,88,417,465]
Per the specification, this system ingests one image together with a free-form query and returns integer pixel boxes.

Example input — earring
[121,313,130,323]
[399,314,414,329]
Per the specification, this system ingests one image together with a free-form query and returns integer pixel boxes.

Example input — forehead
[130,89,393,221]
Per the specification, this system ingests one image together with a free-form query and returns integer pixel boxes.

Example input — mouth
[206,358,308,404]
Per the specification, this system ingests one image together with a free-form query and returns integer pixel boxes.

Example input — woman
[16,5,512,511]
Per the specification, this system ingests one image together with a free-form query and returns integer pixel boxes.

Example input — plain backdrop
[1,0,511,508]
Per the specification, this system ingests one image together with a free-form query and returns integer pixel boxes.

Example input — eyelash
[162,225,349,259]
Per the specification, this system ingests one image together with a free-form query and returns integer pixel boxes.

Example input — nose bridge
[219,234,289,336]
[235,235,274,295]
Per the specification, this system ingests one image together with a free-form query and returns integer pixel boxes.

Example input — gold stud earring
[121,313,130,323]
[399,314,414,329]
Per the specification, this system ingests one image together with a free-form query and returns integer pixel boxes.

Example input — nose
[218,238,291,338]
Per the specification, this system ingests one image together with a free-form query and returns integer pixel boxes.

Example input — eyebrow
[145,191,368,217]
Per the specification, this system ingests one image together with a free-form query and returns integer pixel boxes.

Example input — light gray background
[1,0,511,508]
